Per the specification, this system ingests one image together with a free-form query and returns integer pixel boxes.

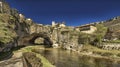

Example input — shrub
[93,51,102,55]
[117,53,120,57]
[101,52,113,57]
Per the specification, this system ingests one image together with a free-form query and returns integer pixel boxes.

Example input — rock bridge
[18,32,53,47]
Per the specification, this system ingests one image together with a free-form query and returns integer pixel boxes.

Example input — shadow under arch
[19,32,53,47]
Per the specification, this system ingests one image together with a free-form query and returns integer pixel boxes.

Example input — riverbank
[21,45,120,63]
[27,45,120,63]
[12,45,55,67]
[78,44,120,62]
[31,46,120,67]
[1,45,120,67]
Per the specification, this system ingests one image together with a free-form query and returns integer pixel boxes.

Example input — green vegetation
[2,1,11,14]
[31,49,55,67]
[36,53,55,67]
[101,52,113,57]
[0,14,17,44]
[82,44,120,57]
[13,46,54,67]
[78,33,91,45]
[105,40,120,43]
[77,24,107,46]
[117,53,120,57]
[93,24,107,45]
[23,52,43,67]
[0,1,120,65]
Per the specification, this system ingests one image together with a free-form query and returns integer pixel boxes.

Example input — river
[37,48,120,67]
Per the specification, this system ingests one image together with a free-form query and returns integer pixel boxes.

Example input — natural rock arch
[19,32,53,47]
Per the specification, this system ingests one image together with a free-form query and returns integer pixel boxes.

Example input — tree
[94,24,107,45]
[78,33,91,45]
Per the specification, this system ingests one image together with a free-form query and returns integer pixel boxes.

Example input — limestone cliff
[1,0,120,53]
[0,0,47,52]
[0,0,32,52]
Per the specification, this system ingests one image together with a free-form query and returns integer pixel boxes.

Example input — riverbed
[37,48,120,67]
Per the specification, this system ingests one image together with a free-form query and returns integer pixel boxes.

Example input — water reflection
[38,48,120,67]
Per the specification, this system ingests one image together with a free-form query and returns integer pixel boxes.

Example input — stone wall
[23,52,43,67]
[98,43,120,50]
[51,27,82,51]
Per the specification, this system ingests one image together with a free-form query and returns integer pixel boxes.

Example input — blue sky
[6,0,120,26]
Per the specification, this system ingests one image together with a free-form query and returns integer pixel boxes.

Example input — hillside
[103,17,120,40]
[0,0,35,52]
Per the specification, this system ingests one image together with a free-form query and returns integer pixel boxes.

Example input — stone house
[75,24,97,34]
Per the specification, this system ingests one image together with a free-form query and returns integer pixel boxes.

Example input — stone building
[75,24,97,34]
[52,21,66,28]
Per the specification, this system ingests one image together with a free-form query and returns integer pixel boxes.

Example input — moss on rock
[0,14,17,44]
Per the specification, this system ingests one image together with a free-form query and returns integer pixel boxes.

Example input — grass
[81,44,120,55]
[13,45,54,67]
[36,53,55,67]
[23,52,43,67]
[80,44,120,62]
[105,40,120,43]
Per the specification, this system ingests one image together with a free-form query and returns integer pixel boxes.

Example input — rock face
[0,0,11,14]
[23,52,43,67]
[4,0,120,53]
[50,27,82,51]
[34,37,44,45]
[0,0,83,53]
[0,51,23,67]
[0,58,23,67]
[97,43,120,50]
[0,0,35,52]
[2,0,120,53]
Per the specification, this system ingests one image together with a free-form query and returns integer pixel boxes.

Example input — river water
[38,48,120,67]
